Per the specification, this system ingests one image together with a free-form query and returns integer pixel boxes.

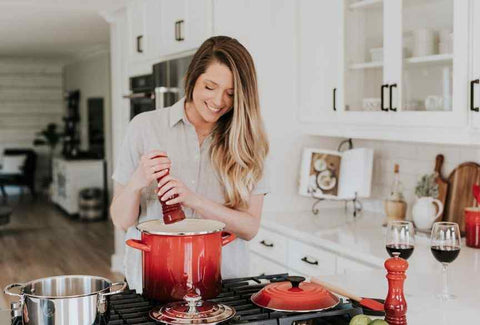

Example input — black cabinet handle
[389,83,397,112]
[136,35,143,53]
[175,20,184,41]
[333,88,337,111]
[471,79,479,112]
[301,256,319,265]
[381,84,389,111]
[260,240,273,248]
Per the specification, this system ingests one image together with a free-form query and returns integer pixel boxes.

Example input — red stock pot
[126,219,236,302]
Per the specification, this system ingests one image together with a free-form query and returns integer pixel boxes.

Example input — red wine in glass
[431,245,460,264]
[386,244,415,260]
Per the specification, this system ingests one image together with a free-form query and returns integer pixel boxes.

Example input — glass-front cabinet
[472,0,480,129]
[340,0,469,128]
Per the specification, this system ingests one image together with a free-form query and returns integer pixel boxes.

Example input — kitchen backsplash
[352,138,480,218]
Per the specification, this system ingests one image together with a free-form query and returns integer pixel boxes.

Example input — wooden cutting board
[443,161,480,234]
[434,154,448,221]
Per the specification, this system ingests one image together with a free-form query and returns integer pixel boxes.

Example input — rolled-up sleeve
[112,117,143,185]
[251,157,271,196]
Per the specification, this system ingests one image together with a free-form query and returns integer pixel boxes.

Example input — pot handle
[126,239,151,252]
[97,281,127,314]
[4,283,25,298]
[221,231,236,246]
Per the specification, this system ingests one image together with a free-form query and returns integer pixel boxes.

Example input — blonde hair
[184,36,269,209]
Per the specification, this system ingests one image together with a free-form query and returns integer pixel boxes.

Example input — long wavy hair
[184,36,269,209]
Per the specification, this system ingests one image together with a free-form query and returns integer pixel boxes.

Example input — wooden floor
[0,195,123,309]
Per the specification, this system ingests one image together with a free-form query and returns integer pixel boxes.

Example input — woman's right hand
[128,150,171,192]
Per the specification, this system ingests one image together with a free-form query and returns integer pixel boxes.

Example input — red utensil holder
[465,207,480,248]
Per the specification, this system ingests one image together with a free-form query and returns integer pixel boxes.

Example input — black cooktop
[104,273,362,325]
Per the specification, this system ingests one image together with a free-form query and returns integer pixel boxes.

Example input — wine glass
[385,220,415,260]
[430,222,461,300]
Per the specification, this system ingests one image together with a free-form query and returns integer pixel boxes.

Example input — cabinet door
[158,0,212,57]
[339,0,392,125]
[388,0,469,128]
[471,0,480,129]
[297,0,341,124]
[127,0,147,62]
[249,227,288,266]
[287,239,336,276]
[249,252,288,276]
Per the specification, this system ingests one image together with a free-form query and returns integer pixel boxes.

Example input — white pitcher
[412,197,444,230]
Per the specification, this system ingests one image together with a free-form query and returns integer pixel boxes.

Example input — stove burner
[12,274,363,324]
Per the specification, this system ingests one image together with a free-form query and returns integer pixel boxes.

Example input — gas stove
[106,274,361,325]
[9,273,363,324]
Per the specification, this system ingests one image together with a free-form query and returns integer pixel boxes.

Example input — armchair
[0,149,37,201]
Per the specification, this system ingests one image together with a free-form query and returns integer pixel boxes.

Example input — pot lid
[150,293,235,324]
[137,219,226,235]
[251,276,340,312]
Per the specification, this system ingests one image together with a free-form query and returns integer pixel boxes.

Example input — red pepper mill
[384,253,408,325]
[154,155,186,224]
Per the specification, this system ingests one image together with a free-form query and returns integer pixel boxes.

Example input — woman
[110,36,269,292]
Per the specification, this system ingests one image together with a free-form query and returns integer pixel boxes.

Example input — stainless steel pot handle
[4,283,25,298]
[102,281,127,297]
[97,281,127,314]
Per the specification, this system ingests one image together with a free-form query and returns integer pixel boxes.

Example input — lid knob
[184,293,202,314]
[287,276,305,289]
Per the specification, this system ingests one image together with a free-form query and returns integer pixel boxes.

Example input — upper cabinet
[299,0,477,144]
[471,0,480,129]
[127,0,212,62]
[155,0,213,57]
[127,0,147,63]
[297,0,342,124]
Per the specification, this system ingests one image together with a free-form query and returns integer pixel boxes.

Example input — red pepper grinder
[154,155,186,224]
[384,253,408,325]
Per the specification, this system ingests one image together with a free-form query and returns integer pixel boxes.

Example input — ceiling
[0,0,126,61]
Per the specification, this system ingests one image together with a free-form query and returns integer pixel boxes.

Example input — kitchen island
[257,208,480,324]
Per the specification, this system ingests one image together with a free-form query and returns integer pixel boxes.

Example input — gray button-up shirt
[112,97,269,292]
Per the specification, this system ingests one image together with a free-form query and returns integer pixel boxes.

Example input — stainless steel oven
[125,74,154,120]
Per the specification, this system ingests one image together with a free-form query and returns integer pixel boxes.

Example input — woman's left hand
[157,175,201,209]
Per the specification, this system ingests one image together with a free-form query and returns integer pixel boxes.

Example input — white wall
[63,52,113,196]
[0,58,64,192]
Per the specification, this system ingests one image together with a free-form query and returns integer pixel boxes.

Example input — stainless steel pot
[4,275,126,325]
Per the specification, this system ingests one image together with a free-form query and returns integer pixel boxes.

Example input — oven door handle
[123,92,153,99]
[155,87,180,110]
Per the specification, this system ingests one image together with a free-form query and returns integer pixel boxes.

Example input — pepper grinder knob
[384,255,408,325]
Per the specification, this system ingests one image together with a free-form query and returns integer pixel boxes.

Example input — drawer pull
[260,240,274,248]
[301,256,319,265]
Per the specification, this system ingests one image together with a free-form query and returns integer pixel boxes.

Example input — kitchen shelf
[405,53,453,65]
[349,0,383,10]
[349,61,383,70]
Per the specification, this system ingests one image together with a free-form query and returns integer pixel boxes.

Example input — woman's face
[191,61,234,125]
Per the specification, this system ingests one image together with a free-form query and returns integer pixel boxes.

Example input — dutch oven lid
[150,293,235,324]
[251,276,340,312]
[137,219,226,235]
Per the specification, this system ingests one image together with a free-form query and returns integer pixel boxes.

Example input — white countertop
[261,208,480,324]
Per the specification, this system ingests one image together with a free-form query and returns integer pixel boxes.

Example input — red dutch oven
[126,219,236,302]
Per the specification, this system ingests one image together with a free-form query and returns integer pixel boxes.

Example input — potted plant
[33,123,63,187]
[412,173,443,230]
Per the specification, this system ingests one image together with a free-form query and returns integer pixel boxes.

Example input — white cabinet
[341,0,469,128]
[127,0,148,62]
[297,0,342,124]
[471,0,480,129]
[249,227,288,266]
[249,252,288,277]
[299,0,476,144]
[156,0,212,57]
[287,239,336,277]
[51,158,105,215]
